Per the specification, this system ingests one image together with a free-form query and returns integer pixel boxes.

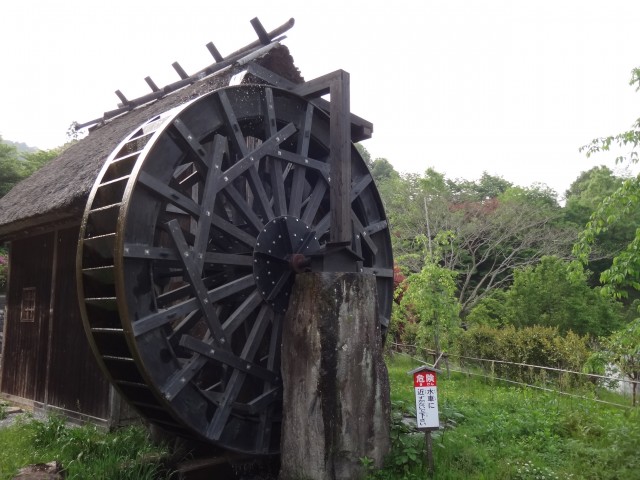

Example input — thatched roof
[0,45,302,239]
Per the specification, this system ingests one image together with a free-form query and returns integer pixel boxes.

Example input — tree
[0,136,60,198]
[369,157,399,183]
[0,140,24,197]
[565,166,638,286]
[574,67,640,299]
[355,143,372,168]
[448,171,513,202]
[396,249,461,354]
[381,169,576,316]
[440,185,576,315]
[497,256,623,337]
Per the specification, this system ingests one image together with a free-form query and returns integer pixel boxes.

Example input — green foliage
[374,354,640,479]
[485,256,624,337]
[0,141,24,198]
[378,167,574,316]
[573,67,640,300]
[448,171,513,202]
[573,176,640,298]
[464,290,508,328]
[457,324,591,385]
[0,136,60,198]
[397,252,461,353]
[355,142,372,167]
[564,166,637,286]
[369,157,399,183]
[365,401,425,480]
[0,415,169,480]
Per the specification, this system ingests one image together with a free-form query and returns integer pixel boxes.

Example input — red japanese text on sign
[414,371,437,388]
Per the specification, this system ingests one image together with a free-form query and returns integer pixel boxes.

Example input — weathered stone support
[279,272,390,480]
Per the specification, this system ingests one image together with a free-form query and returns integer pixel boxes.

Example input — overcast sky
[2,0,639,198]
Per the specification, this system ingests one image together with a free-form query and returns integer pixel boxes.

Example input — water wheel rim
[78,84,393,454]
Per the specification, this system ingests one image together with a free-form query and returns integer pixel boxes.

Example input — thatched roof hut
[0,45,302,239]
[0,43,302,426]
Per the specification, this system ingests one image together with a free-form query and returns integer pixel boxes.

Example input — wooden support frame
[244,62,373,142]
[291,70,352,245]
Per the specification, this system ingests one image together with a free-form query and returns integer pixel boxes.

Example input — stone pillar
[279,272,390,480]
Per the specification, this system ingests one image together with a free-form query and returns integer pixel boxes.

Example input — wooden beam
[250,17,271,45]
[172,62,189,80]
[206,42,224,62]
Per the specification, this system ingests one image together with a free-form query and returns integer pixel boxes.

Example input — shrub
[457,324,591,386]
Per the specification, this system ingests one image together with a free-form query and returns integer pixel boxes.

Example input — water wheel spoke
[288,167,306,218]
[193,134,228,258]
[208,274,255,303]
[166,219,229,346]
[137,171,201,217]
[277,150,329,177]
[132,296,200,337]
[256,312,284,452]
[218,124,296,190]
[301,180,328,225]
[161,354,209,401]
[210,214,256,248]
[179,334,278,384]
[156,272,223,308]
[207,305,272,439]
[364,219,389,236]
[249,387,281,414]
[221,290,263,335]
[264,87,278,136]
[352,211,378,255]
[269,155,287,217]
[167,310,202,346]
[351,174,373,201]
[221,184,265,234]
[124,244,176,261]
[314,213,330,239]
[171,118,210,175]
[245,165,275,222]
[361,267,394,278]
[288,102,315,217]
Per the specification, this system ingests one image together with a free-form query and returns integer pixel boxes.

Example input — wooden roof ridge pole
[75,17,295,131]
[292,70,355,258]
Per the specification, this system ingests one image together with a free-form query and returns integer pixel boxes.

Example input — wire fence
[389,342,638,409]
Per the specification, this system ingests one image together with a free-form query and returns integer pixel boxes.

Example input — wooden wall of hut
[0,225,129,426]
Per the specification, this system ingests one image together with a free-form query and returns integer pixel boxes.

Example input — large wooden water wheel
[77,84,393,454]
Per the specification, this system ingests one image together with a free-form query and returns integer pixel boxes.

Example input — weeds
[0,415,168,480]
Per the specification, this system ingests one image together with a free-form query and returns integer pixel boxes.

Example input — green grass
[369,354,640,479]
[0,415,169,480]
[1,357,638,479]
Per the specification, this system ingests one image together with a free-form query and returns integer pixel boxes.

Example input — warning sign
[413,368,439,430]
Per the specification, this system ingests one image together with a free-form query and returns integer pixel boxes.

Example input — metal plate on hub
[253,216,320,313]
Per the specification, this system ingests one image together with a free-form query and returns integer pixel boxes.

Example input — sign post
[409,366,440,476]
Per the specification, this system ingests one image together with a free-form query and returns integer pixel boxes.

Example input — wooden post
[425,431,434,476]
[280,272,390,480]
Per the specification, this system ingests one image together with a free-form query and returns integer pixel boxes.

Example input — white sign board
[413,369,439,430]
